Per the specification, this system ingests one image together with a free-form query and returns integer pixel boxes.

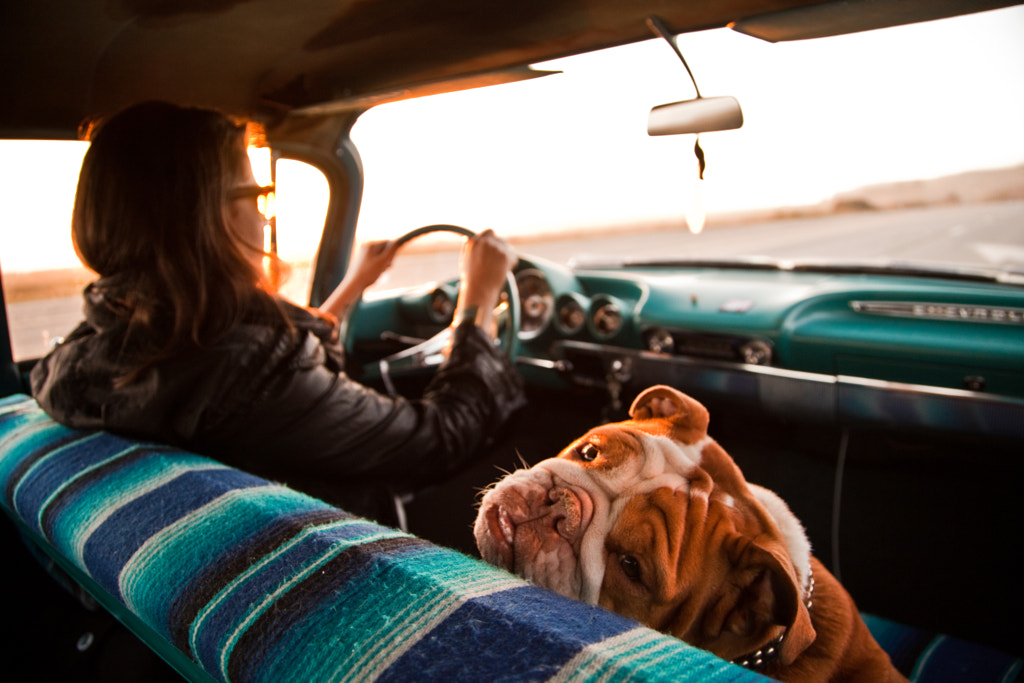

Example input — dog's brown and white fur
[475,385,905,682]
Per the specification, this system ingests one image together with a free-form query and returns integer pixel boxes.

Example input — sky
[2,5,1023,273]
[351,5,1024,239]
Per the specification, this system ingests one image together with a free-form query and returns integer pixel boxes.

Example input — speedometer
[515,269,555,339]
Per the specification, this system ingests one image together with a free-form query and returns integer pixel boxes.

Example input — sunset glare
[2,6,1023,276]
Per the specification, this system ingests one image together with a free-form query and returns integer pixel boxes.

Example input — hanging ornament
[686,135,707,234]
[694,137,706,180]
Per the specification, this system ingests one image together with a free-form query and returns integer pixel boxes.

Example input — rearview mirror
[647,95,744,136]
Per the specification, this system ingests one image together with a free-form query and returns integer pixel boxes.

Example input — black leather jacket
[30,281,526,519]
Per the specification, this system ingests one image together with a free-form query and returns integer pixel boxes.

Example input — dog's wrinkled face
[474,385,816,663]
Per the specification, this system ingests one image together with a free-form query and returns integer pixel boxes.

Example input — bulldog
[474,385,905,682]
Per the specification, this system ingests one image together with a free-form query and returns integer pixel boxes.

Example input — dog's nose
[549,486,583,540]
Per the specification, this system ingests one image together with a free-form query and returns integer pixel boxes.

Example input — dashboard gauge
[590,298,623,338]
[429,286,456,322]
[555,294,586,335]
[515,269,555,339]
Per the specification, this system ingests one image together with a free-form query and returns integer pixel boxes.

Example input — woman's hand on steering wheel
[320,239,400,320]
[347,224,521,395]
[351,239,401,289]
[454,229,519,338]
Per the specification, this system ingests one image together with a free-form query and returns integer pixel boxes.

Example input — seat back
[0,394,764,682]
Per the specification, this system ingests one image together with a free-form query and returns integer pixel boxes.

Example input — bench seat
[0,394,766,682]
[2,393,1020,682]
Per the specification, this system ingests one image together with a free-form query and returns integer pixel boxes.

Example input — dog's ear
[718,544,816,666]
[629,385,709,433]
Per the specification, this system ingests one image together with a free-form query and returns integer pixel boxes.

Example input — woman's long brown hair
[72,101,288,383]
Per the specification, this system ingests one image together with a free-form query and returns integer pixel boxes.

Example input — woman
[30,101,525,523]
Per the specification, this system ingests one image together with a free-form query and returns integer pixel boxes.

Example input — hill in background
[699,164,1024,227]
[831,164,1024,211]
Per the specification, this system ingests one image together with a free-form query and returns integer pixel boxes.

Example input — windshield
[350,6,1024,278]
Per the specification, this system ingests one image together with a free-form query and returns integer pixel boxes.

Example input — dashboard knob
[647,328,675,354]
[739,339,773,365]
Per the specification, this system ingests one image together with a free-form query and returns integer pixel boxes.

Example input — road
[8,200,1022,361]
[515,200,1024,269]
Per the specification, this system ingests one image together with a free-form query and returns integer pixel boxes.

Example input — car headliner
[3,0,1017,140]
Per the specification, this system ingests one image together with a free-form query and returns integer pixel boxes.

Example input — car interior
[3,1,1022,680]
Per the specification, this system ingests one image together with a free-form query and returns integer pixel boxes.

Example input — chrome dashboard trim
[849,300,1024,325]
[551,340,1024,438]
[835,374,1024,436]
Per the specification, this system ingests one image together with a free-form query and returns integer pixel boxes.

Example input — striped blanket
[0,394,764,683]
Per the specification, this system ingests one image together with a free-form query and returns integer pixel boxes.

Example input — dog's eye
[577,442,600,462]
[620,554,642,582]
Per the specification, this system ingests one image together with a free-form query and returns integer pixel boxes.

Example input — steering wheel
[358,224,520,396]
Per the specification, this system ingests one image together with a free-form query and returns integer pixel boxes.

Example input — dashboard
[347,253,1024,439]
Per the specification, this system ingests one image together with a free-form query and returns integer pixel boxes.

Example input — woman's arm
[318,240,399,320]
[321,230,515,333]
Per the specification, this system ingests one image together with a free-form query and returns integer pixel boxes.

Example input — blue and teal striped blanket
[3,393,1020,682]
[0,394,765,682]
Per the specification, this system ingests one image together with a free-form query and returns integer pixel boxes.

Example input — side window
[1,142,329,361]
[270,157,330,305]
[1,141,91,361]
